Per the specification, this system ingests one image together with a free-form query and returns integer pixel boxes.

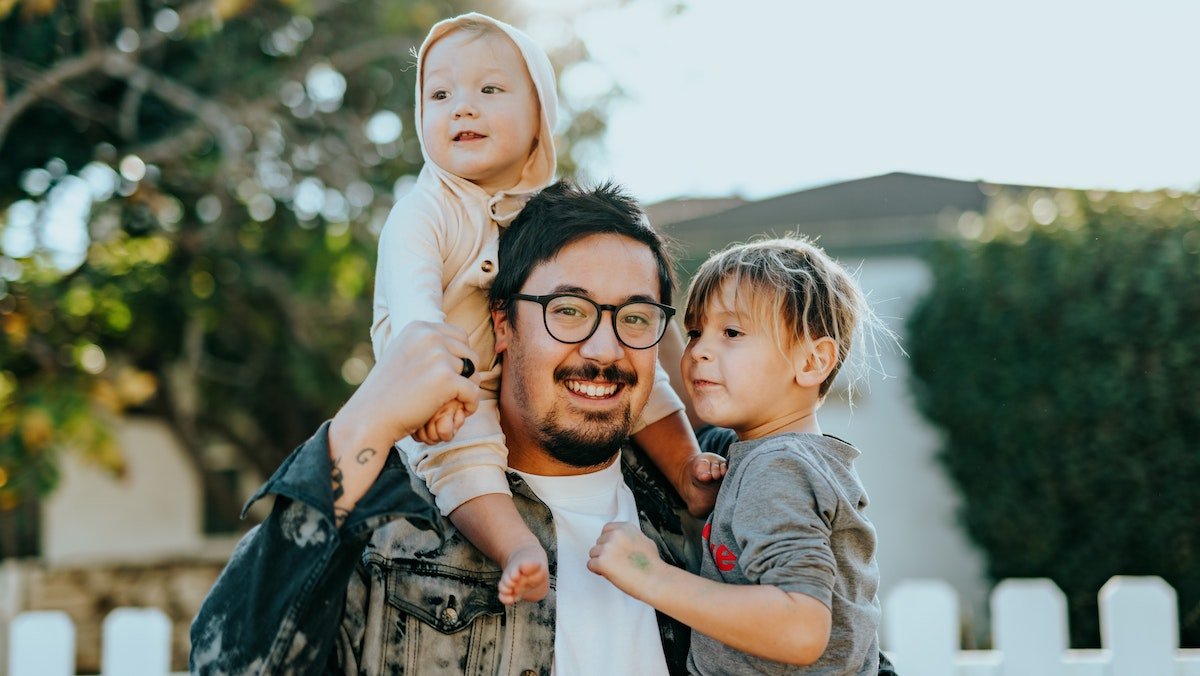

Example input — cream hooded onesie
[372,13,683,516]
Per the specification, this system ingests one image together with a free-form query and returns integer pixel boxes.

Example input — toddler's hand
[680,452,727,517]
[413,401,467,444]
[587,521,663,600]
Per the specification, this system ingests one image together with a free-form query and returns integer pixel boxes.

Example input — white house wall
[42,417,205,565]
[820,255,990,645]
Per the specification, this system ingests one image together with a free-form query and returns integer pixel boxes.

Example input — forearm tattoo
[331,456,347,527]
[330,449,376,528]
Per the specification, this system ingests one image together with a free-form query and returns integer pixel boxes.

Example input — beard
[518,360,639,469]
[535,405,633,469]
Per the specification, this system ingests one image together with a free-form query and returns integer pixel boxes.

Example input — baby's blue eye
[482,85,501,94]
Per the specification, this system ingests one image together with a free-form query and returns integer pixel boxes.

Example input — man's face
[494,233,662,475]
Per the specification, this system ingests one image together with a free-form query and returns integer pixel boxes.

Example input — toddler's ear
[793,337,838,388]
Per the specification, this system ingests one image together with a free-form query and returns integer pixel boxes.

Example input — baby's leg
[450,494,549,604]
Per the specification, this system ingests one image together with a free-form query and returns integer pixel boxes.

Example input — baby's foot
[497,543,550,605]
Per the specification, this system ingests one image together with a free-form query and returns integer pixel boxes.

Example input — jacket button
[481,260,494,273]
[440,606,458,624]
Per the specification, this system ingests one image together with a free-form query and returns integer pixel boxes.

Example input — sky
[517,0,1200,203]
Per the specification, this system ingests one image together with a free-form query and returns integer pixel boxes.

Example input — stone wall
[3,558,226,673]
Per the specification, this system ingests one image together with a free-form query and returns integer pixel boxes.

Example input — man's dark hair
[488,180,676,321]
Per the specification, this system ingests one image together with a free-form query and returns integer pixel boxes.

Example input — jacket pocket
[383,561,506,675]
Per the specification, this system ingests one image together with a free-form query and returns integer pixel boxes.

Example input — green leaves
[908,189,1200,646]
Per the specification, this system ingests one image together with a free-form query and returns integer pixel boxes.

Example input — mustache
[554,363,638,387]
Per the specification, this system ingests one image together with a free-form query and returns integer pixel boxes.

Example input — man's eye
[621,313,650,327]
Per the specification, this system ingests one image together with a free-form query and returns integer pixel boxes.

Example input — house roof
[657,172,1042,265]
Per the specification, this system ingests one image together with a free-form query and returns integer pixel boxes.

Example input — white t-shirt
[514,458,671,676]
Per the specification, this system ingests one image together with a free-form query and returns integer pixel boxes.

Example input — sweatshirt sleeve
[730,449,840,608]
[629,359,685,434]
[189,422,438,674]
[371,196,449,360]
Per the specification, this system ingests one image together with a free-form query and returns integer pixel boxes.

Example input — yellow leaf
[20,409,54,451]
[214,0,252,20]
[0,0,19,20]
[116,368,157,405]
[2,313,29,347]
[20,0,55,18]
[91,379,123,414]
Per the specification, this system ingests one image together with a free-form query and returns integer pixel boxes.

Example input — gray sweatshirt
[688,433,881,675]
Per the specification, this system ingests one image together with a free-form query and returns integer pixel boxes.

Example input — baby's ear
[793,337,838,388]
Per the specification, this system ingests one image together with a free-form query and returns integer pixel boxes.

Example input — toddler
[373,13,719,605]
[589,237,888,673]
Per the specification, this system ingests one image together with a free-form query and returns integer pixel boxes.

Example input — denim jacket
[190,422,700,675]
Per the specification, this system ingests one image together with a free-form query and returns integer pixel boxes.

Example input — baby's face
[421,30,540,194]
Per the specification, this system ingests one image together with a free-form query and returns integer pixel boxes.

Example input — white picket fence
[886,576,1200,676]
[5,575,1200,675]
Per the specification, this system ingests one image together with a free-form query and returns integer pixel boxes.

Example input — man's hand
[587,521,665,601]
[327,322,481,525]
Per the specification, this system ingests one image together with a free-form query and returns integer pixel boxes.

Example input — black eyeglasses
[509,293,676,350]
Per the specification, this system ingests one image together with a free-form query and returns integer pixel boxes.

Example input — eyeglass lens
[543,295,666,348]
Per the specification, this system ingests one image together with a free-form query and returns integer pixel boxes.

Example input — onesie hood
[413,13,558,224]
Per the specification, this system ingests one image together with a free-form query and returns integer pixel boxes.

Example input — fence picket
[8,610,75,676]
[886,578,958,676]
[992,578,1068,676]
[101,607,172,676]
[1100,576,1176,676]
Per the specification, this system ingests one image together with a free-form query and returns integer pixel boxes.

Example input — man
[190,181,702,674]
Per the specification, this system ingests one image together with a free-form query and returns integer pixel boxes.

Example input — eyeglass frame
[508,293,677,350]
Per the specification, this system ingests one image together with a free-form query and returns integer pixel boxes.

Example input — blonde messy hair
[683,235,893,402]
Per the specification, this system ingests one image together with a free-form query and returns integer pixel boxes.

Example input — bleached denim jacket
[189,422,701,675]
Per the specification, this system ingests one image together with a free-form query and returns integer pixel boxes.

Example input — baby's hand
[587,521,663,600]
[412,401,467,445]
[681,452,727,517]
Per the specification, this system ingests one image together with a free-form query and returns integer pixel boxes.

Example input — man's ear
[793,336,838,389]
[492,308,510,354]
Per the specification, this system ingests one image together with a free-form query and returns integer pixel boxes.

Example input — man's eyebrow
[547,285,660,304]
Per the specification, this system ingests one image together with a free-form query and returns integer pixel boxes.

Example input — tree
[907,188,1200,646]
[0,0,615,545]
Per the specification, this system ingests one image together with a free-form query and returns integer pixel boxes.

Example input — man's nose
[578,313,624,363]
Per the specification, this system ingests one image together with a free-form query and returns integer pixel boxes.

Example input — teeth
[566,381,618,398]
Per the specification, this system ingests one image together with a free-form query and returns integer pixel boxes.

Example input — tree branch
[0,49,108,149]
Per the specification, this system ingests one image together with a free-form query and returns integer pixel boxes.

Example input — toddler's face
[421,30,540,194]
[682,281,803,440]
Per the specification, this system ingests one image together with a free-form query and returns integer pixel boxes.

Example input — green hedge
[907,189,1200,647]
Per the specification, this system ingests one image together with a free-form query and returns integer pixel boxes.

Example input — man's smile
[564,379,621,399]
